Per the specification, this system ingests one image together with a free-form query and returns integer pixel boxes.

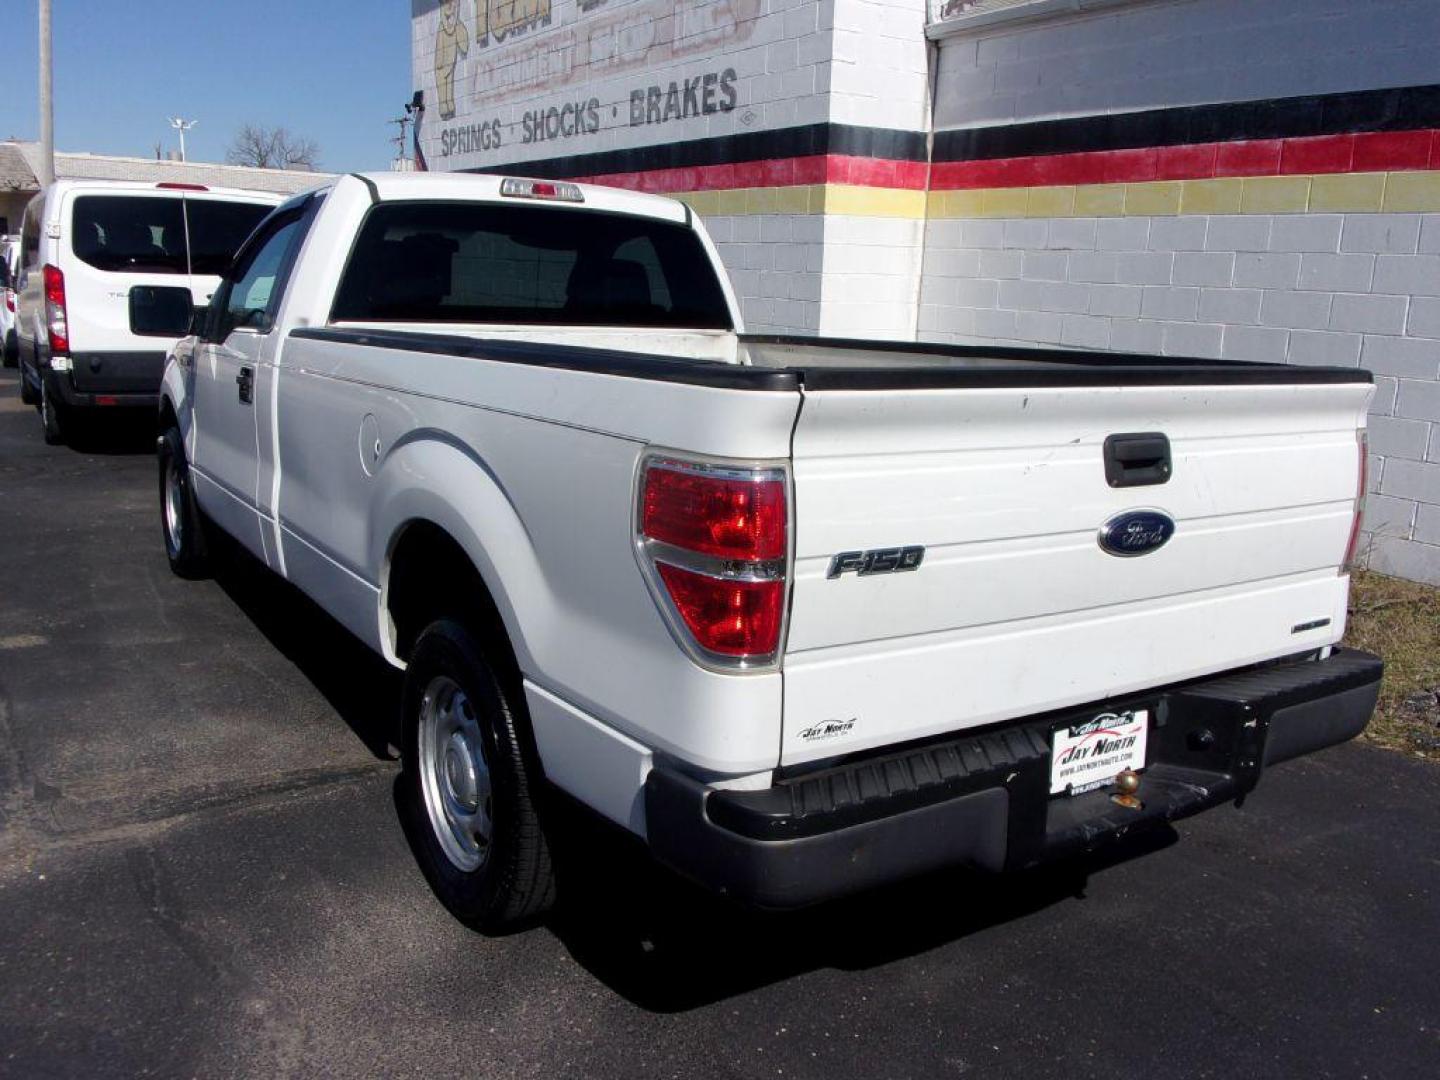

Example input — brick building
[412,0,1440,583]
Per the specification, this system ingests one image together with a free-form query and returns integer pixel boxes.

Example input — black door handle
[236,366,253,405]
[1104,432,1171,487]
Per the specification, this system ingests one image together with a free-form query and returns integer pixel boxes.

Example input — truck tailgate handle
[1104,432,1171,487]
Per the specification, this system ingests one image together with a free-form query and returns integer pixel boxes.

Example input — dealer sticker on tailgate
[1049,709,1149,795]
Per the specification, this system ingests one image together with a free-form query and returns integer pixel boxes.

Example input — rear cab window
[68,195,272,275]
[329,201,732,330]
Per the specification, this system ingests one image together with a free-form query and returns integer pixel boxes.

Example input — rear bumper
[645,648,1382,908]
[55,352,166,400]
[46,364,158,409]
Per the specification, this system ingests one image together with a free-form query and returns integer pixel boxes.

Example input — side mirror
[187,305,209,338]
[129,285,194,338]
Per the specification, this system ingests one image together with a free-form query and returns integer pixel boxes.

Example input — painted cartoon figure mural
[478,0,555,46]
[433,0,471,120]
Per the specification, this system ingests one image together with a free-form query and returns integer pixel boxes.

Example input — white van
[15,180,285,443]
[1,235,18,367]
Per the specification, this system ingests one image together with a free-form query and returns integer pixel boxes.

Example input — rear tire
[39,380,65,445]
[3,331,16,369]
[19,355,39,405]
[401,619,555,932]
[158,425,210,578]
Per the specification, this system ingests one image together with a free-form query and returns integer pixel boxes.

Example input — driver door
[191,209,305,559]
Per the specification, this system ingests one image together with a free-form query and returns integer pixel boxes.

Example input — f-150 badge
[827,546,925,578]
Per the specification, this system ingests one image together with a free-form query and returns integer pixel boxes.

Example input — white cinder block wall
[922,0,1440,583]
[707,211,827,334]
[417,0,1440,584]
[817,0,931,339]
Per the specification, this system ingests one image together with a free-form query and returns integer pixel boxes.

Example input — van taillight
[1342,430,1368,573]
[43,264,69,355]
[636,455,789,667]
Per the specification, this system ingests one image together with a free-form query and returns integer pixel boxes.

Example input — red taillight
[43,264,68,355]
[1343,430,1368,572]
[642,462,787,560]
[4,289,13,312]
[656,564,785,657]
[637,455,789,667]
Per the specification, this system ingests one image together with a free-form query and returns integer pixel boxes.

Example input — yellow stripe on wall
[923,170,1440,218]
[675,184,929,218]
[667,171,1440,220]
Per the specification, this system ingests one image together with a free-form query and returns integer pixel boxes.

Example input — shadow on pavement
[391,762,1178,1012]
[540,804,1177,1012]
[59,408,159,455]
[211,541,403,761]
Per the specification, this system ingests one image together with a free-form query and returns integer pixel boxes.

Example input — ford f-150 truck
[157,172,1382,931]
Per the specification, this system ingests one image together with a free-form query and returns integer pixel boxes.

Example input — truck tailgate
[780,377,1373,767]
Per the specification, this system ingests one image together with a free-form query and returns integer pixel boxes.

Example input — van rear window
[70,196,272,276]
[330,202,733,330]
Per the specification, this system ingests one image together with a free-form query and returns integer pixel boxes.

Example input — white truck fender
[159,343,196,446]
[367,434,548,674]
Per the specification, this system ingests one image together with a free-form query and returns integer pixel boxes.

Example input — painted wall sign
[414,0,777,169]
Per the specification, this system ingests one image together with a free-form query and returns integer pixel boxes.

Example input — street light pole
[168,116,198,162]
[38,0,54,186]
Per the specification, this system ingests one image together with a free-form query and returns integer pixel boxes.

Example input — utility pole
[168,116,198,162]
[38,0,54,186]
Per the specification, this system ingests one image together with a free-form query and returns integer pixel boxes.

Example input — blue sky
[1,1,413,173]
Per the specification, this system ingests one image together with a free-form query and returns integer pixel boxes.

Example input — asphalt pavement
[1,367,1437,1079]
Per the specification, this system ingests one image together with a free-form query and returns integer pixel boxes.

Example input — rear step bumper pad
[645,649,1382,908]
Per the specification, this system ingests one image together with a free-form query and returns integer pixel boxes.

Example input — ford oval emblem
[1098,510,1175,557]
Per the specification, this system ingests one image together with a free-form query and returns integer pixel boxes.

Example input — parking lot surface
[1,368,1437,1079]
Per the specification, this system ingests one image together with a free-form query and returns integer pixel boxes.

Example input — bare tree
[225,124,321,171]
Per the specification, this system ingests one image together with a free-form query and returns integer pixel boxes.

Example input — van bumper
[645,649,1382,909]
[46,357,161,409]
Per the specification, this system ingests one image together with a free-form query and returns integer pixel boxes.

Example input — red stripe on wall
[554,129,1440,198]
[569,153,930,194]
[930,129,1440,191]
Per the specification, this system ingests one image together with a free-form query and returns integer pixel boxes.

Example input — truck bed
[737,335,1372,388]
[299,327,1371,391]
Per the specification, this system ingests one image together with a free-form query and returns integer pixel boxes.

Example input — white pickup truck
[158,172,1382,930]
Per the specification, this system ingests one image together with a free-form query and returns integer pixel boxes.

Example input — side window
[209,216,301,340]
[21,205,40,273]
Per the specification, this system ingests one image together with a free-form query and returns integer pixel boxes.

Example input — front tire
[401,619,555,932]
[158,425,210,578]
[3,331,16,369]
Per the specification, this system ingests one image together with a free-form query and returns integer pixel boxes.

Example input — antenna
[388,114,412,170]
[168,116,198,162]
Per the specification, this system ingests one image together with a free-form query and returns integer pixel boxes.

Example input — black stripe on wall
[934,83,1440,163]
[459,122,928,180]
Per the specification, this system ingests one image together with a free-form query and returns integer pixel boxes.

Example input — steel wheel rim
[417,675,492,872]
[164,455,184,553]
